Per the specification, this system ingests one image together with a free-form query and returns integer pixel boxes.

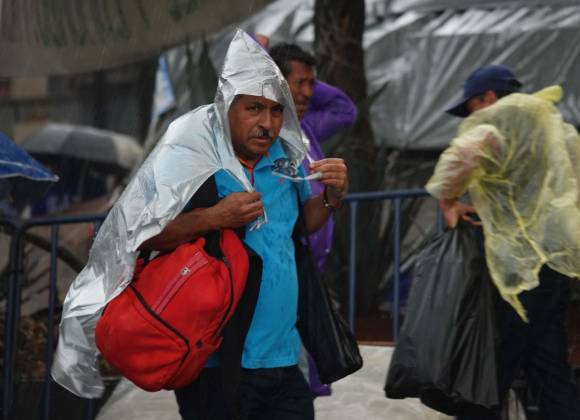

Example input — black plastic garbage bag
[385,223,499,416]
[295,238,363,384]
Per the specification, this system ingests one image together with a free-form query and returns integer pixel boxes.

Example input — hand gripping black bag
[385,223,499,416]
[293,189,363,384]
[295,238,363,384]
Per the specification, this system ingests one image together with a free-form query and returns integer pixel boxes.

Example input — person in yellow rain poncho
[426,65,580,419]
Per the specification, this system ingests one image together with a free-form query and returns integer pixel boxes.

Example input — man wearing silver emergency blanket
[52,29,348,419]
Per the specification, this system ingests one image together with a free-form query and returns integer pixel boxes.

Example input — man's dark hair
[269,44,316,77]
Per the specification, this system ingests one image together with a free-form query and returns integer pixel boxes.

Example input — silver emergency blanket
[152,0,580,150]
[0,0,274,76]
[51,28,306,398]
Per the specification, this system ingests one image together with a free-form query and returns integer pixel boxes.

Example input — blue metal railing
[344,189,439,341]
[1,214,106,420]
[1,218,20,420]
[0,188,439,419]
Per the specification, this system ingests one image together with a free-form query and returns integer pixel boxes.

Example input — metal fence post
[2,222,21,420]
[1,214,106,420]
[393,198,402,342]
[42,225,60,420]
[348,201,359,333]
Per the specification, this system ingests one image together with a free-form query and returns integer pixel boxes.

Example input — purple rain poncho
[301,80,357,271]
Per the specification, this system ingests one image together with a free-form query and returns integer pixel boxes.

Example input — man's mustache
[249,128,274,140]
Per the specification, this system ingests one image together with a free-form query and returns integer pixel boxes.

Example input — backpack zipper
[214,256,235,337]
[152,251,208,313]
[129,284,191,367]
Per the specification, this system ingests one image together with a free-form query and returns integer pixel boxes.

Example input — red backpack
[95,229,249,391]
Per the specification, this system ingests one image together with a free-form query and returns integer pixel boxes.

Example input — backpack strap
[186,175,246,256]
[179,174,261,418]
[220,244,262,418]
[292,183,310,244]
[186,175,221,257]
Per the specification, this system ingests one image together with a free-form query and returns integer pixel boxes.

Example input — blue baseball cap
[446,65,522,117]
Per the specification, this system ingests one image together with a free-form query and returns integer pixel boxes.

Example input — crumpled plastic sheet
[388,0,578,13]
[364,6,580,150]
[150,0,580,150]
[426,86,580,318]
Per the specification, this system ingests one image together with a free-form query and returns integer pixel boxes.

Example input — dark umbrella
[21,123,143,172]
[0,132,58,214]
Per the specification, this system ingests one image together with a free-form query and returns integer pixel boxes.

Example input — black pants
[458,266,580,419]
[174,365,314,420]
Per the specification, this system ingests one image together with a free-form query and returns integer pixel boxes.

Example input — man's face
[286,60,315,119]
[466,90,499,115]
[228,95,284,164]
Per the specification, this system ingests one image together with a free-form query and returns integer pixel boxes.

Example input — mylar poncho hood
[52,29,306,397]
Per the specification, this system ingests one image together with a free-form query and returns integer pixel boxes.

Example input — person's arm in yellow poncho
[426,124,504,228]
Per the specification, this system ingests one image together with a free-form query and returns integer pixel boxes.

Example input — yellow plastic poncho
[426,86,580,319]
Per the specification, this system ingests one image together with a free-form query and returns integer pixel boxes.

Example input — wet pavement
[96,345,451,420]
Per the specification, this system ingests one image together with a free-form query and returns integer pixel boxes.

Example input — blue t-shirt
[212,140,311,368]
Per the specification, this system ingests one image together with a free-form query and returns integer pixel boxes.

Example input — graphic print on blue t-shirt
[214,139,311,368]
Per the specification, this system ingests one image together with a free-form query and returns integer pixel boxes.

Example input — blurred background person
[267,40,357,398]
[427,65,580,419]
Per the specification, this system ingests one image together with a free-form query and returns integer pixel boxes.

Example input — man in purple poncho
[269,44,357,272]
[269,43,357,397]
